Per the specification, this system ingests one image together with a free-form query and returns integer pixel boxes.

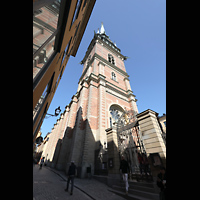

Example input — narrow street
[33,165,92,200]
[33,165,127,200]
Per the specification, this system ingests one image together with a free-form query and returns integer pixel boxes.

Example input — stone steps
[111,181,159,200]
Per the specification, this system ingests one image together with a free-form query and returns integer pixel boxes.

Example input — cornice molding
[136,109,158,119]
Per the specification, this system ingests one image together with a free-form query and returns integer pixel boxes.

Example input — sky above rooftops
[40,0,166,138]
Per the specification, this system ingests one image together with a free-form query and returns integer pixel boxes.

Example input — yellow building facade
[33,0,96,143]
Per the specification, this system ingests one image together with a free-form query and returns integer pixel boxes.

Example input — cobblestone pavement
[33,165,126,200]
[48,167,126,200]
[33,165,91,200]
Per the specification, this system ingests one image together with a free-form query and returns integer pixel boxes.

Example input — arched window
[108,54,115,65]
[109,104,124,128]
[108,54,111,62]
[111,72,116,81]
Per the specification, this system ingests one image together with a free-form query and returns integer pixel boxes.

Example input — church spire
[100,22,105,34]
[80,22,127,65]
[96,22,118,49]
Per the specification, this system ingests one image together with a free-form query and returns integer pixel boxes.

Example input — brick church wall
[42,25,139,177]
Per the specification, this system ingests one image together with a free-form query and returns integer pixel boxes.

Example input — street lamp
[45,106,61,118]
[55,106,61,116]
[35,136,43,144]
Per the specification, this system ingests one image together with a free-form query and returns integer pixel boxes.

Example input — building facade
[41,23,139,178]
[136,109,166,176]
[33,0,96,143]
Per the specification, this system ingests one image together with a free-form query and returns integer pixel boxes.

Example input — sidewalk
[47,166,127,200]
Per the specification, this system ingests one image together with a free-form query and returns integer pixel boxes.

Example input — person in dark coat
[119,155,130,194]
[137,153,144,174]
[65,161,77,195]
[142,154,149,175]
[39,157,45,169]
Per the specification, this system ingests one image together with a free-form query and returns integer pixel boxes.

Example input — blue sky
[40,0,166,138]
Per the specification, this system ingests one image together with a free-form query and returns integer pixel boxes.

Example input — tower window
[111,72,116,81]
[108,54,115,65]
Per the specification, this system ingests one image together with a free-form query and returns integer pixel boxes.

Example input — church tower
[51,23,139,178]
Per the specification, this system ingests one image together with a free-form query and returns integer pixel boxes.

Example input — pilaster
[55,97,78,171]
[69,79,89,176]
[106,128,121,186]
[80,79,97,178]
[97,70,107,145]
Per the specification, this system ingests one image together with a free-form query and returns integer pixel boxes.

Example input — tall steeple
[82,22,127,66]
[100,22,106,34]
[96,22,120,51]
[40,22,139,178]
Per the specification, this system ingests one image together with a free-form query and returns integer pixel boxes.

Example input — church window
[109,105,124,128]
[111,72,116,81]
[108,54,115,65]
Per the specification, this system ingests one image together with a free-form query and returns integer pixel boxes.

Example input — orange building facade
[33,0,96,143]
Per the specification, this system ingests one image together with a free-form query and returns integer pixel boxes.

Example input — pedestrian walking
[142,154,149,175]
[87,165,92,179]
[157,166,166,200]
[65,161,77,195]
[119,155,130,195]
[39,157,45,169]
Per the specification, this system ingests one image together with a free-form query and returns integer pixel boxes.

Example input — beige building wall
[137,109,166,176]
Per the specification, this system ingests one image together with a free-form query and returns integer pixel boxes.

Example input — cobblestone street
[33,165,126,200]
[33,165,92,200]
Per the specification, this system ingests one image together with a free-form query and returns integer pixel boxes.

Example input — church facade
[41,23,140,178]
